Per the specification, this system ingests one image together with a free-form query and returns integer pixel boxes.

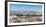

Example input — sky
[9,4,42,12]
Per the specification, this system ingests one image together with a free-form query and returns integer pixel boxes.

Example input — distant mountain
[10,11,42,16]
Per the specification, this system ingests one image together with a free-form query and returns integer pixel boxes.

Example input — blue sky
[9,4,42,12]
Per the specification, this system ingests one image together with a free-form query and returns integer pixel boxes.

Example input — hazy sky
[9,4,42,12]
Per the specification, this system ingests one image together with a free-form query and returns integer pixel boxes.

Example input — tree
[16,14,23,16]
[25,14,30,16]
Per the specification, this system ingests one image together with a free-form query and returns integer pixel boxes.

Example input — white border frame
[7,2,44,25]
